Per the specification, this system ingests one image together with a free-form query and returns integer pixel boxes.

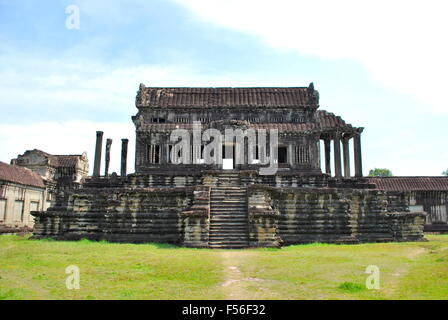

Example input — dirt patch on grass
[220,251,266,299]
[383,246,428,297]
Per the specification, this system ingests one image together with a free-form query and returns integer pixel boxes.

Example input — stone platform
[31,171,426,248]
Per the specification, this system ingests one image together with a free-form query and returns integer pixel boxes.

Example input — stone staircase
[209,172,249,249]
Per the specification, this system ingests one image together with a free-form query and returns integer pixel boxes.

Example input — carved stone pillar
[354,128,364,177]
[342,136,351,178]
[93,131,103,177]
[324,138,331,176]
[333,133,342,178]
[121,139,128,177]
[105,138,112,176]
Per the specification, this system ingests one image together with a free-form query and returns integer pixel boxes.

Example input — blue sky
[0,0,446,175]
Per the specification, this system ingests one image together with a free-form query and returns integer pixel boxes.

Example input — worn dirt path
[383,246,427,297]
[220,251,267,300]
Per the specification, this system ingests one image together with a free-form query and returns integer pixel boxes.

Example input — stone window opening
[278,146,288,164]
[0,198,6,222]
[148,145,161,164]
[175,117,189,123]
[13,200,24,222]
[295,145,310,163]
[151,117,165,123]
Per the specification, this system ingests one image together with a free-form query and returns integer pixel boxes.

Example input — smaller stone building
[367,177,448,232]
[11,149,89,208]
[0,161,46,233]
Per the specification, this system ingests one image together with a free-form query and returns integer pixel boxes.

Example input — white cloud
[173,0,448,113]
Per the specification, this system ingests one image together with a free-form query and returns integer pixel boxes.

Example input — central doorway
[222,143,235,170]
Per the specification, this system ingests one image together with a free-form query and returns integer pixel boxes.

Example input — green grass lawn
[1,235,447,300]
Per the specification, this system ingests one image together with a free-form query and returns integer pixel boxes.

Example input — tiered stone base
[31,173,426,247]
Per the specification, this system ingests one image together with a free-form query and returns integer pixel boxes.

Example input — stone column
[105,138,113,176]
[354,128,364,177]
[342,136,351,178]
[93,131,103,177]
[324,138,331,175]
[121,139,129,177]
[333,133,342,178]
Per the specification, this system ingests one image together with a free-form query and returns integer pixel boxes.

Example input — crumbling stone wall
[180,186,210,247]
[247,185,425,245]
[248,189,282,247]
[32,186,202,244]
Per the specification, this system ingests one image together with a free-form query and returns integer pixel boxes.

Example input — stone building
[11,149,89,208]
[31,83,426,248]
[0,161,46,233]
[367,177,448,232]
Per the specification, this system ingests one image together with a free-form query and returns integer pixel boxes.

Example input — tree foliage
[368,168,393,177]
[442,169,448,176]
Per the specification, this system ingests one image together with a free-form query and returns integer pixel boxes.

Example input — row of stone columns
[322,128,363,178]
[93,131,129,177]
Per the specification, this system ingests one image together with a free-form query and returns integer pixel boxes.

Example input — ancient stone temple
[31,83,426,248]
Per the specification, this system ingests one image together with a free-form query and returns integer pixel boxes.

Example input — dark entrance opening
[278,146,287,164]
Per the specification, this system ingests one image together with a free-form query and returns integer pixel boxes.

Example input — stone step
[209,240,248,245]
[211,196,246,199]
[210,213,247,218]
[210,221,247,225]
[210,227,248,231]
[210,236,248,240]
[210,214,247,217]
[209,241,249,246]
[210,201,246,204]
[210,205,246,208]
[209,230,248,235]
[210,197,246,200]
[210,214,247,218]
[210,224,246,227]
[210,221,246,224]
[212,185,243,189]
[210,202,246,205]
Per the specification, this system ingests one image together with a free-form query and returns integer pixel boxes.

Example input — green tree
[442,169,448,176]
[368,168,393,177]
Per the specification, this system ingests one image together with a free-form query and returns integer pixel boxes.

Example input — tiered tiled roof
[0,161,45,188]
[315,110,354,131]
[367,177,448,191]
[22,149,82,168]
[52,155,81,168]
[138,109,355,133]
[136,84,319,108]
